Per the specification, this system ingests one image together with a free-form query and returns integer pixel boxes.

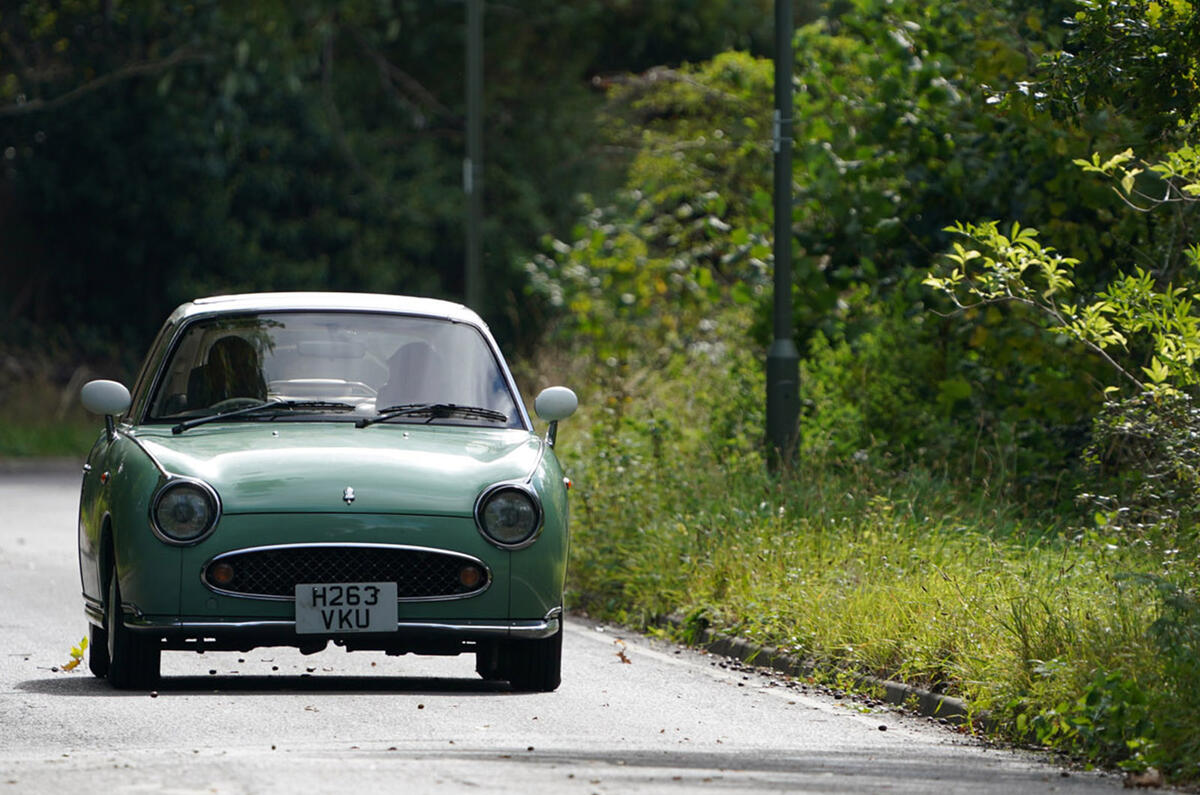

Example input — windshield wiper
[172,400,355,434]
[355,402,508,429]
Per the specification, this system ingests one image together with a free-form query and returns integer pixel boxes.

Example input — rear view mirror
[81,380,131,416]
[81,380,131,442]
[534,387,577,422]
[534,387,577,448]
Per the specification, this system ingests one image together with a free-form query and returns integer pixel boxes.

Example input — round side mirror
[81,380,132,416]
[534,386,578,422]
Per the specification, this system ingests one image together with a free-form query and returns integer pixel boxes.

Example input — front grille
[204,544,489,600]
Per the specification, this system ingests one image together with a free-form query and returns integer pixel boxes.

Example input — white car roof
[169,292,484,327]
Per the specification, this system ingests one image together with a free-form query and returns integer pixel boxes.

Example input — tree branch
[934,292,1147,391]
[348,28,449,118]
[0,48,211,117]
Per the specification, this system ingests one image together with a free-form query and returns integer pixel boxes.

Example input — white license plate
[294,582,398,634]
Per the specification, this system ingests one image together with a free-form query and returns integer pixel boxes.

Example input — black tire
[503,624,563,693]
[475,643,505,682]
[87,621,109,678]
[105,566,160,689]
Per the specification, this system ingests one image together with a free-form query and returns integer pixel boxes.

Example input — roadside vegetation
[523,0,1200,782]
[0,355,98,458]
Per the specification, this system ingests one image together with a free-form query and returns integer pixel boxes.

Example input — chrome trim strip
[124,616,560,640]
[526,438,547,485]
[118,429,171,478]
[200,542,492,602]
[473,481,544,550]
[129,315,184,424]
[148,477,222,546]
[83,595,104,625]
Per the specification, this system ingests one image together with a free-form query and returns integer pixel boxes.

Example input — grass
[530,342,1200,783]
[0,375,99,459]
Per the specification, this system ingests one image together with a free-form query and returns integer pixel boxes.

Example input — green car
[77,292,577,691]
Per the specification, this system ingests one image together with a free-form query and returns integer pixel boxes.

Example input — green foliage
[927,217,1200,394]
[1010,575,1200,776]
[1082,393,1200,546]
[526,52,775,368]
[799,305,938,461]
[782,0,1138,338]
[532,1,1136,483]
[1024,669,1155,771]
[919,1,1200,779]
[0,1,777,355]
[523,1,1200,783]
[550,340,1200,777]
[0,356,99,458]
[1035,0,1200,139]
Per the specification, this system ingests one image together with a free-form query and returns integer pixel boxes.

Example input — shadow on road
[15,674,514,697]
[422,747,1112,792]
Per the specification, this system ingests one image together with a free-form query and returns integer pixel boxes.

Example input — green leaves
[1143,357,1171,385]
[1035,0,1200,139]
[928,211,1200,395]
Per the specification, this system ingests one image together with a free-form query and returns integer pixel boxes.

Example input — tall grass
[0,372,98,459]
[524,339,1200,782]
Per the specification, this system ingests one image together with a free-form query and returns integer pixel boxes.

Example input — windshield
[145,311,522,428]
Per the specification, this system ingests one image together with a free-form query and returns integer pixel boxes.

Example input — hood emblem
[342,487,356,505]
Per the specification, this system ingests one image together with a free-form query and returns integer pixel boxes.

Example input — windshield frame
[134,309,532,432]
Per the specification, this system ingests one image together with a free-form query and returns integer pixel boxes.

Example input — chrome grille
[204,544,489,600]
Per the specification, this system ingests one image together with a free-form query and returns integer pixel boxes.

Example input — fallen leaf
[61,636,88,671]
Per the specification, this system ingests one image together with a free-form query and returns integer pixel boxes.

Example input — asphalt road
[0,464,1129,793]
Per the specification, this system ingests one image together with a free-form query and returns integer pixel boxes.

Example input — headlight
[475,485,541,548]
[151,479,220,544]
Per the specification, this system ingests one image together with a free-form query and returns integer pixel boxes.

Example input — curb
[658,614,977,726]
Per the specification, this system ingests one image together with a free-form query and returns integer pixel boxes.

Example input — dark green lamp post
[464,0,483,311]
[766,0,799,468]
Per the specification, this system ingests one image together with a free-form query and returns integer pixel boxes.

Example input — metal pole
[766,0,799,469]
[464,0,483,310]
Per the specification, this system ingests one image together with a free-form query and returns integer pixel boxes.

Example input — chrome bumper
[124,614,560,640]
[84,594,562,649]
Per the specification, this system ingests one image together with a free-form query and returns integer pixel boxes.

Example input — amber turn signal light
[210,562,235,587]
[458,565,484,589]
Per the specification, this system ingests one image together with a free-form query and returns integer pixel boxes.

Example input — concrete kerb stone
[658,613,980,727]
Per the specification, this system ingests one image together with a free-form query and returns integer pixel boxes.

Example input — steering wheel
[208,397,267,413]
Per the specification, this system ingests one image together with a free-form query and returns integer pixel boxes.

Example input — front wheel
[501,624,563,693]
[87,621,109,678]
[105,566,160,689]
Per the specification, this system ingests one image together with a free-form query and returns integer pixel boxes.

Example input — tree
[0,1,779,358]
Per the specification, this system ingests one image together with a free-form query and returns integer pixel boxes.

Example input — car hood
[131,423,543,516]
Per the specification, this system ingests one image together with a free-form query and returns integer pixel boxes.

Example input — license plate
[294,582,398,634]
